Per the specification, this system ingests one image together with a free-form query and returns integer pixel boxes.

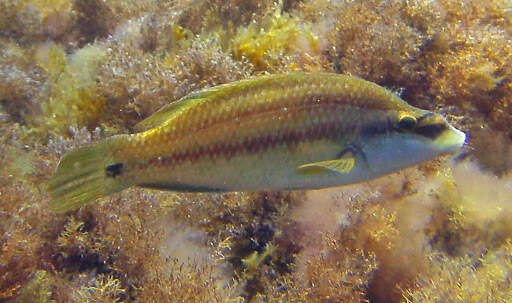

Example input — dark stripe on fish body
[122,73,410,173]
[149,116,378,169]
[142,109,377,169]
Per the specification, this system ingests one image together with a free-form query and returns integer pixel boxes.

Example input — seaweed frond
[232,1,322,72]
[36,43,107,135]
[402,240,512,303]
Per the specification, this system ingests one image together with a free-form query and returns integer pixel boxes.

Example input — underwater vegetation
[0,0,511,302]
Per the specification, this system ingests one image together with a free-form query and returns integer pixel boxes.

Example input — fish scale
[117,74,403,186]
[48,72,466,212]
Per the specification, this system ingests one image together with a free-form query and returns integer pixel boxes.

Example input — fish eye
[398,115,417,130]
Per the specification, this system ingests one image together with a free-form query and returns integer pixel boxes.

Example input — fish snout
[434,124,466,154]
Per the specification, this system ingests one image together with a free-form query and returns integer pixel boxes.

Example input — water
[0,0,511,302]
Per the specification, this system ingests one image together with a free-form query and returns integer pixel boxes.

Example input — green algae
[36,43,107,134]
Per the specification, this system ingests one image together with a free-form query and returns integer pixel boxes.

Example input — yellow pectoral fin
[297,151,355,175]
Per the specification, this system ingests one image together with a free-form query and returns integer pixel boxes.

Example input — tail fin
[48,139,127,212]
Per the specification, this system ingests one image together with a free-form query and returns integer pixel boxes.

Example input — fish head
[358,109,466,176]
[409,111,466,155]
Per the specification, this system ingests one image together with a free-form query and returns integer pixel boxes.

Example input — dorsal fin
[133,89,216,132]
[133,75,279,132]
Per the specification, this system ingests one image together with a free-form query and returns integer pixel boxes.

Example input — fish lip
[450,124,466,147]
[440,124,466,154]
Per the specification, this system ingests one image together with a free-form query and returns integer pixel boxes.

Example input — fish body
[49,72,466,212]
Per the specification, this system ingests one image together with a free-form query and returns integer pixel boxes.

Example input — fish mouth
[433,124,466,154]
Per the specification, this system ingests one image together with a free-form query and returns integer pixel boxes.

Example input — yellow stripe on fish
[48,72,466,212]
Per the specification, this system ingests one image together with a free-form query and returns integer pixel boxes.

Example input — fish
[48,72,466,212]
